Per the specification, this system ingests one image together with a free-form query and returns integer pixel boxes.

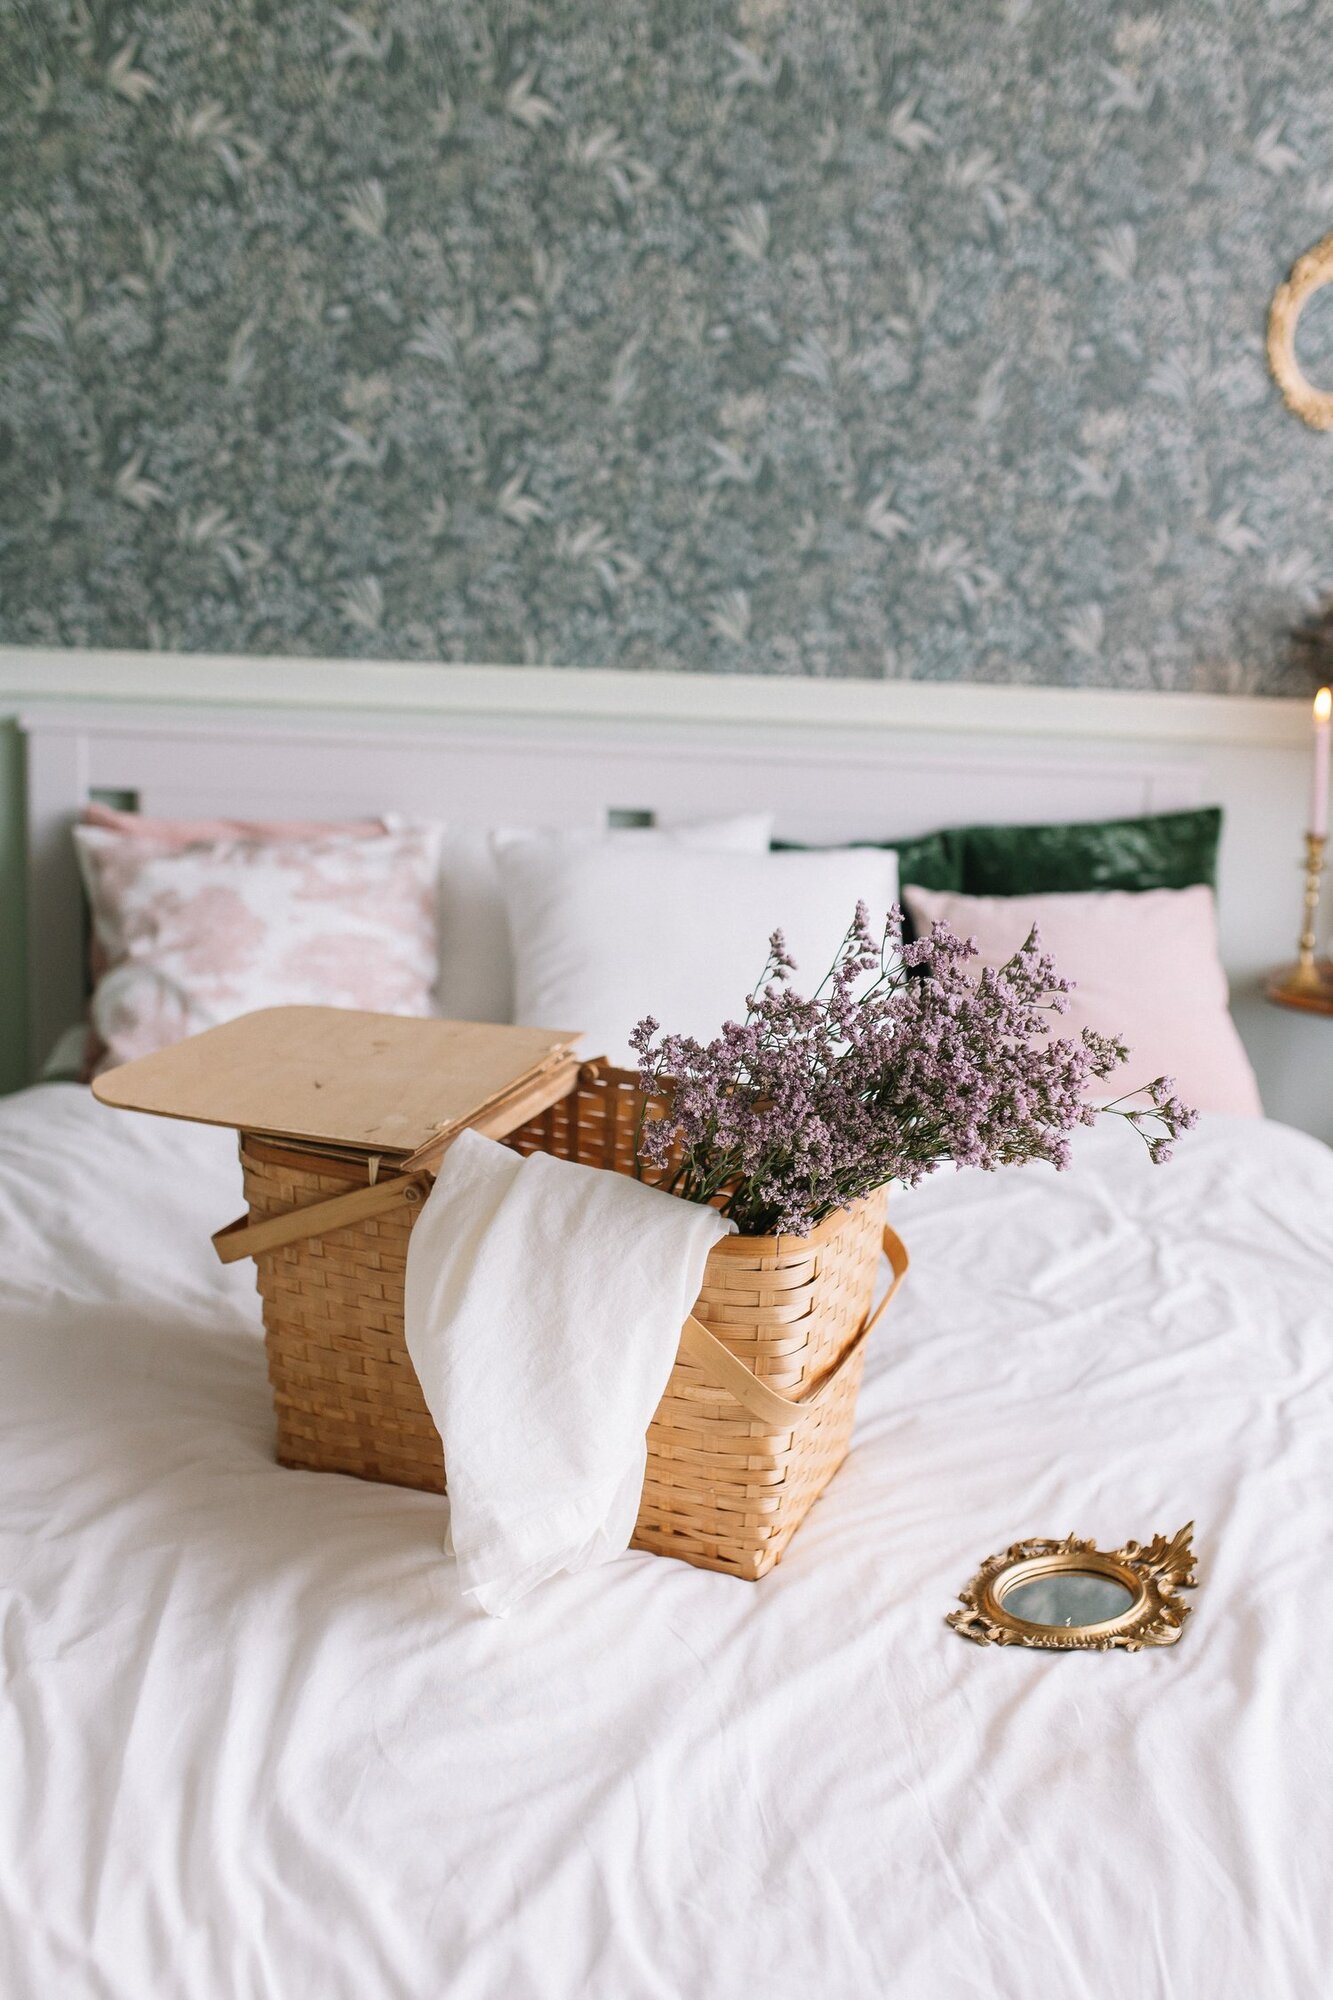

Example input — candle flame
[1317,687,1333,724]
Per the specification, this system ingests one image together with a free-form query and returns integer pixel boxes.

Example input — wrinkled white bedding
[1,1084,1330,2000]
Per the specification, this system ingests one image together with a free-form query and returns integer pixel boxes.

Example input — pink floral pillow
[74,823,441,1071]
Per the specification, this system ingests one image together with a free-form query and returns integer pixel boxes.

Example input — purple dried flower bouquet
[630,903,1198,1238]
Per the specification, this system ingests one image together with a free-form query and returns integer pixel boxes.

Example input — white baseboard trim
[0,644,1312,747]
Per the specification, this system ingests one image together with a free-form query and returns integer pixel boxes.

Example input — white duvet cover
[1,1084,1330,2000]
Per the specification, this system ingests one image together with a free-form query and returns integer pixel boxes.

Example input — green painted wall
[0,721,28,1093]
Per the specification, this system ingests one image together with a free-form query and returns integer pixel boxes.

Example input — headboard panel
[22,700,1200,1078]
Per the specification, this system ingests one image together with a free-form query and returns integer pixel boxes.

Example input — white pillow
[422,815,774,1025]
[901,882,1262,1117]
[496,839,899,1063]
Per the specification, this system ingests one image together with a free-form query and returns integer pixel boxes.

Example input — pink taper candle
[1312,687,1332,838]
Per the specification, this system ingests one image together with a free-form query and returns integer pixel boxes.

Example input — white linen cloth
[403,1129,732,1615]
[2,1084,1332,2000]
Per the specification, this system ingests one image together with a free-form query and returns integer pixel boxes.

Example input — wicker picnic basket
[231,1064,907,1581]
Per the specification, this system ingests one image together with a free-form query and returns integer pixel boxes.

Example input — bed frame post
[23,716,89,1080]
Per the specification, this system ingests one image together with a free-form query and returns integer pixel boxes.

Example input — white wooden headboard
[12,654,1326,1139]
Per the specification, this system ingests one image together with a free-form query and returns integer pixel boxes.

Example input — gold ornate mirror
[948,1524,1197,1652]
[1269,235,1333,429]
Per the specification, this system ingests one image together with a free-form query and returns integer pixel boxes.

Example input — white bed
[2,1080,1329,2000]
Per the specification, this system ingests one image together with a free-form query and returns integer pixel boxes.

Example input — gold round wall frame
[1268,234,1333,429]
[947,1523,1197,1653]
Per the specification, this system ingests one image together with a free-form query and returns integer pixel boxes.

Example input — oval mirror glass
[999,1571,1136,1628]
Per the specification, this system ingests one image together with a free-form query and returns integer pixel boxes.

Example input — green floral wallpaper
[2,0,1332,691]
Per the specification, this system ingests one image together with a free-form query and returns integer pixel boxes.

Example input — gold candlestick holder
[1266,831,1333,1014]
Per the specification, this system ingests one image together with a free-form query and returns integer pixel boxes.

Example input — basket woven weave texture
[243,1067,897,1580]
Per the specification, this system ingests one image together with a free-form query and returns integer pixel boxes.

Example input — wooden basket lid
[91,1006,579,1157]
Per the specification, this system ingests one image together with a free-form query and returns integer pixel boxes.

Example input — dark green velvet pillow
[772,809,1218,925]
[771,829,965,891]
[953,806,1222,897]
[888,828,966,894]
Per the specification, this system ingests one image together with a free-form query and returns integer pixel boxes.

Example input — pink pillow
[901,882,1262,1117]
[74,823,441,1072]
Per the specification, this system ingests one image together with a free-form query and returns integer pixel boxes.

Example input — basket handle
[212,1172,432,1265]
[678,1224,908,1428]
[213,1185,908,1419]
